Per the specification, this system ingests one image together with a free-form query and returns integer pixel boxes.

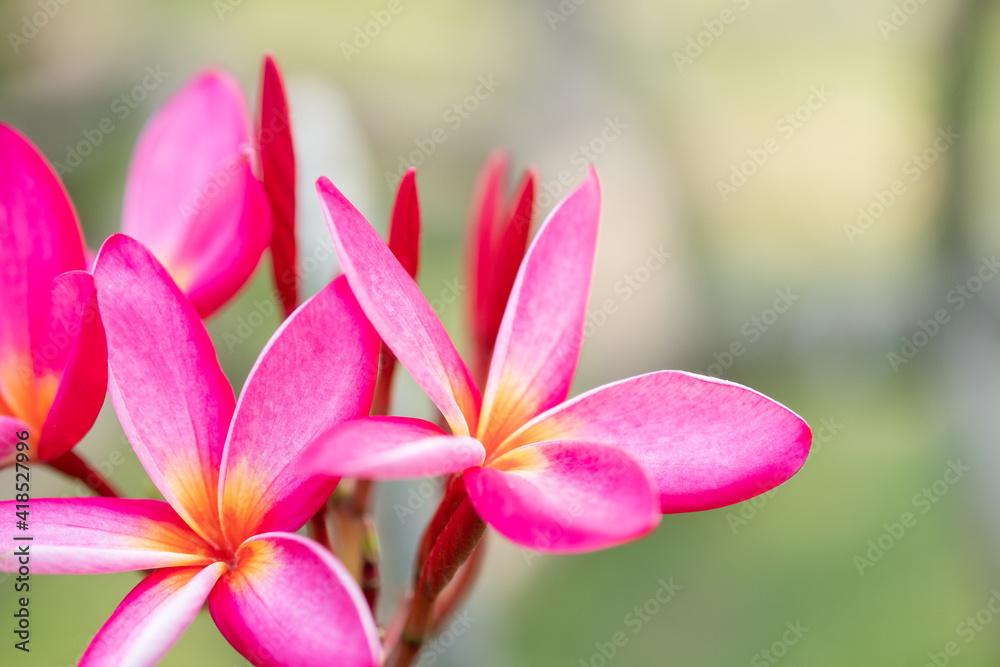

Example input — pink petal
[36,271,108,461]
[0,498,215,574]
[301,416,484,479]
[210,533,380,667]
[317,177,481,436]
[503,371,813,513]
[478,169,601,449]
[0,416,29,467]
[80,562,227,667]
[468,152,535,376]
[94,235,235,545]
[169,158,272,318]
[257,54,298,318]
[0,124,86,428]
[218,276,378,545]
[485,168,536,343]
[465,440,659,553]
[122,70,271,318]
[388,168,421,278]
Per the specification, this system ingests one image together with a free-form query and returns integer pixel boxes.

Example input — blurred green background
[3,0,1000,664]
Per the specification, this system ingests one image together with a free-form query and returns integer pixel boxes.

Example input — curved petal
[388,168,421,278]
[484,167,536,344]
[469,150,508,355]
[169,158,272,318]
[94,235,234,546]
[36,271,108,461]
[0,416,30,467]
[0,498,215,574]
[468,152,535,372]
[502,371,813,513]
[464,440,659,553]
[122,70,270,318]
[218,276,378,545]
[300,416,484,479]
[80,562,227,667]
[258,54,298,318]
[210,533,381,667]
[0,124,86,428]
[478,169,601,449]
[317,177,480,436]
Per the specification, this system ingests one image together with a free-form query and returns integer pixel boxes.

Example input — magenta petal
[0,498,215,574]
[317,177,481,436]
[170,159,272,318]
[0,124,86,427]
[469,150,509,354]
[468,152,535,370]
[36,271,108,461]
[258,54,298,318]
[123,70,271,318]
[388,168,421,278]
[505,371,813,513]
[94,235,235,544]
[0,416,29,466]
[465,440,659,553]
[301,416,484,479]
[80,563,227,667]
[218,276,378,544]
[210,533,381,667]
[478,169,601,447]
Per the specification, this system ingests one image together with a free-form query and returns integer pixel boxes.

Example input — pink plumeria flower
[1,235,381,666]
[467,151,536,384]
[305,169,812,553]
[0,124,107,469]
[120,54,297,319]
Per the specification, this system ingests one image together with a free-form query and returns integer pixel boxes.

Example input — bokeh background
[3,0,1000,664]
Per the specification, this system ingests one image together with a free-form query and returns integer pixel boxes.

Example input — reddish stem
[47,451,120,498]
[413,474,467,577]
[387,496,486,667]
[431,533,487,633]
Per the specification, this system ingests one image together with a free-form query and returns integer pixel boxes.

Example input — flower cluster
[0,54,811,667]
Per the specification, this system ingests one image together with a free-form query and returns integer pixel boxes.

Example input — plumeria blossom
[0,124,107,471]
[0,234,381,666]
[120,54,296,319]
[467,151,536,384]
[307,169,812,553]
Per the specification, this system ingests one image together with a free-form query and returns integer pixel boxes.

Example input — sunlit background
[3,0,1000,664]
